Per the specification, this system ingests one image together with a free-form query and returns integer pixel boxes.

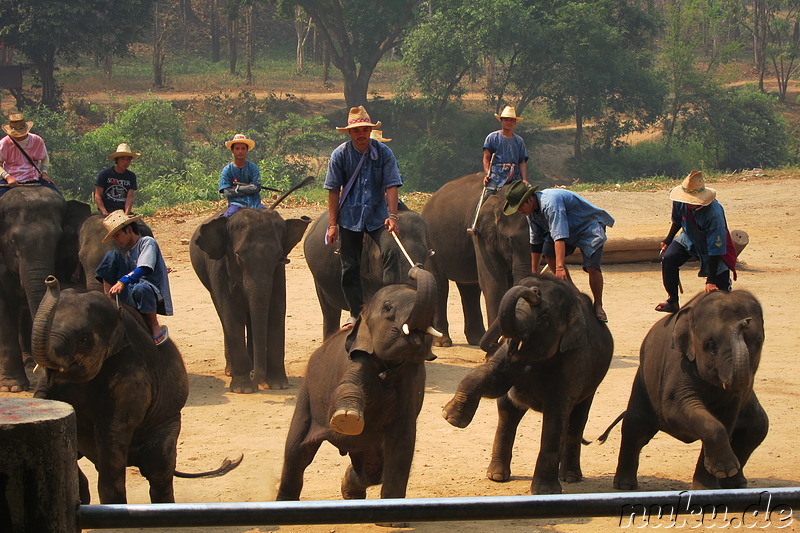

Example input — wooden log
[0,398,79,533]
[565,229,749,265]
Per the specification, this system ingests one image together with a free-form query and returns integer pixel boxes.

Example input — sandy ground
[4,175,800,532]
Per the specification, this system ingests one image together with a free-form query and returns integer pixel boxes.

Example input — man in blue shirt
[323,106,402,436]
[655,170,735,313]
[219,134,264,217]
[504,181,615,323]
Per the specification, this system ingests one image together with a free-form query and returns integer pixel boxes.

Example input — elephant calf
[608,290,768,491]
[277,268,437,524]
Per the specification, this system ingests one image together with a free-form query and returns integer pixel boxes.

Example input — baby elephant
[609,290,768,490]
[277,267,437,517]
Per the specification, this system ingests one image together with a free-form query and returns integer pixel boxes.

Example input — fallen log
[565,229,749,264]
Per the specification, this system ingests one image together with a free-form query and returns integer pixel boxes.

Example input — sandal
[341,316,357,331]
[595,309,609,323]
[654,301,679,313]
[153,325,169,346]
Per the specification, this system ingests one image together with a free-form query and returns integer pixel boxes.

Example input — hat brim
[669,185,716,206]
[336,120,381,133]
[503,186,538,215]
[225,139,256,150]
[102,214,142,243]
[494,114,522,122]
[108,151,142,160]
[2,121,33,137]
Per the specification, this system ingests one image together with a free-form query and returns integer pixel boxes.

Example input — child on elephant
[218,134,265,217]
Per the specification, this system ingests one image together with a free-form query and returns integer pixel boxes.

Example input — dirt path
[4,175,799,532]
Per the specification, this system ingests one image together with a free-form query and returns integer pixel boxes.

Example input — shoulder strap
[338,142,377,209]
[7,135,43,178]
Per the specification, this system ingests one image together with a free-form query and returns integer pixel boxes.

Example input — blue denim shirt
[324,140,402,232]
[219,161,264,209]
[483,131,529,188]
[128,236,173,315]
[527,189,615,257]
[672,200,729,275]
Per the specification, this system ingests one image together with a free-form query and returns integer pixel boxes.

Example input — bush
[572,140,695,181]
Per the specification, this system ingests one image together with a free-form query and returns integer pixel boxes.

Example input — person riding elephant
[0,113,60,198]
[277,267,438,525]
[190,207,311,393]
[421,174,532,347]
[601,289,768,491]
[304,209,430,340]
[442,274,613,495]
[0,186,90,392]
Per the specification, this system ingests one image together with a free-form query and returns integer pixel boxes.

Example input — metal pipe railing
[79,487,800,529]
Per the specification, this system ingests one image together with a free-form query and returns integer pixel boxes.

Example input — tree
[0,0,153,108]
[764,0,800,101]
[278,0,422,107]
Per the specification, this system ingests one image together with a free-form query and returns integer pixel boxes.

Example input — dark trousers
[95,250,162,314]
[339,226,400,317]
[662,241,730,304]
[0,179,60,198]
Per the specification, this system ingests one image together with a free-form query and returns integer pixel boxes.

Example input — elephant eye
[704,338,717,354]
[381,300,395,318]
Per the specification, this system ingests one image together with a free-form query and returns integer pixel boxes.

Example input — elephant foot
[465,330,486,346]
[531,477,563,495]
[224,362,231,377]
[264,378,290,390]
[229,376,256,394]
[719,472,748,489]
[433,335,452,348]
[703,450,740,479]
[442,390,480,428]
[613,474,638,491]
[330,383,365,436]
[559,467,583,484]
[486,460,511,482]
[0,374,30,393]
[376,522,409,528]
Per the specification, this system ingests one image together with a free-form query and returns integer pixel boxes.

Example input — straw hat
[503,181,539,215]
[102,210,142,243]
[225,134,255,151]
[370,130,391,142]
[669,170,716,206]
[494,106,523,122]
[336,106,381,133]
[107,143,141,161]
[2,113,33,138]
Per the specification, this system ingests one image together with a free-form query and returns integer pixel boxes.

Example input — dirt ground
[5,175,800,532]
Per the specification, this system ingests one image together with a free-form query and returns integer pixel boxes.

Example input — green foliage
[572,140,695,182]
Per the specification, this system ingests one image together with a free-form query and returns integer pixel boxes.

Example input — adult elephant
[190,208,311,393]
[442,274,613,494]
[78,213,153,291]
[277,267,437,522]
[304,209,430,339]
[0,186,90,392]
[606,290,768,491]
[421,174,531,347]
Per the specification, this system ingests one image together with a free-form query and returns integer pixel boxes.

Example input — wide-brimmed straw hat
[336,106,381,133]
[2,113,33,138]
[108,143,141,161]
[370,130,391,142]
[494,106,523,122]
[669,170,716,206]
[102,210,142,243]
[225,133,255,151]
[503,180,539,215]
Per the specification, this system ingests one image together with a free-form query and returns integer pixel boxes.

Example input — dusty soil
[4,174,800,532]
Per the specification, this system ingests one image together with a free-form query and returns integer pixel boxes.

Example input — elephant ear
[345,316,374,357]
[109,306,132,357]
[195,217,229,260]
[559,302,588,353]
[671,306,695,361]
[282,217,311,257]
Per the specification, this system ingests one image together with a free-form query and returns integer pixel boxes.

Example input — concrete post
[0,397,79,533]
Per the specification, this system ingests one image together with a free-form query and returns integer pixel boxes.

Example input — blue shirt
[324,139,402,232]
[127,236,173,316]
[483,131,529,187]
[527,189,615,258]
[219,161,264,209]
[672,200,729,275]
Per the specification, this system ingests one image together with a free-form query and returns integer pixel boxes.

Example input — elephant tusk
[426,326,443,338]
[402,324,410,335]
[33,364,40,374]
[722,382,727,390]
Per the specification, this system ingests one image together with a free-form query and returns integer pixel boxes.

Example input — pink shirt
[0,134,48,183]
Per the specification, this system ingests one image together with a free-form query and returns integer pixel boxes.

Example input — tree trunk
[36,47,59,109]
[573,97,583,159]
[342,67,371,108]
[228,18,238,76]
[210,0,220,62]
[245,5,253,84]
[153,1,166,88]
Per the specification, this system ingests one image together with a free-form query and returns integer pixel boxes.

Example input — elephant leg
[316,286,342,341]
[264,269,289,390]
[560,398,593,484]
[277,389,321,500]
[342,449,382,499]
[692,445,723,490]
[487,393,526,483]
[138,429,179,503]
[430,267,452,348]
[613,410,659,491]
[0,293,29,392]
[457,282,485,345]
[220,304,255,394]
[329,354,370,435]
[718,394,768,489]
[531,400,571,495]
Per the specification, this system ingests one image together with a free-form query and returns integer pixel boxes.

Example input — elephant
[606,290,768,491]
[31,276,241,503]
[442,274,613,494]
[277,267,437,520]
[303,209,430,339]
[78,212,153,291]
[421,174,532,347]
[190,208,311,393]
[0,186,90,392]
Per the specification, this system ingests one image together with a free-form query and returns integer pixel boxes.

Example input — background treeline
[1,0,799,212]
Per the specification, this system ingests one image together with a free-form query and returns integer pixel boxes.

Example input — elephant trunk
[404,267,437,333]
[22,260,56,318]
[31,276,60,370]
[248,280,274,387]
[730,318,752,392]
[498,285,541,341]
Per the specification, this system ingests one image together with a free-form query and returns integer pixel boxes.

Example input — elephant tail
[595,411,626,444]
[174,454,244,478]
